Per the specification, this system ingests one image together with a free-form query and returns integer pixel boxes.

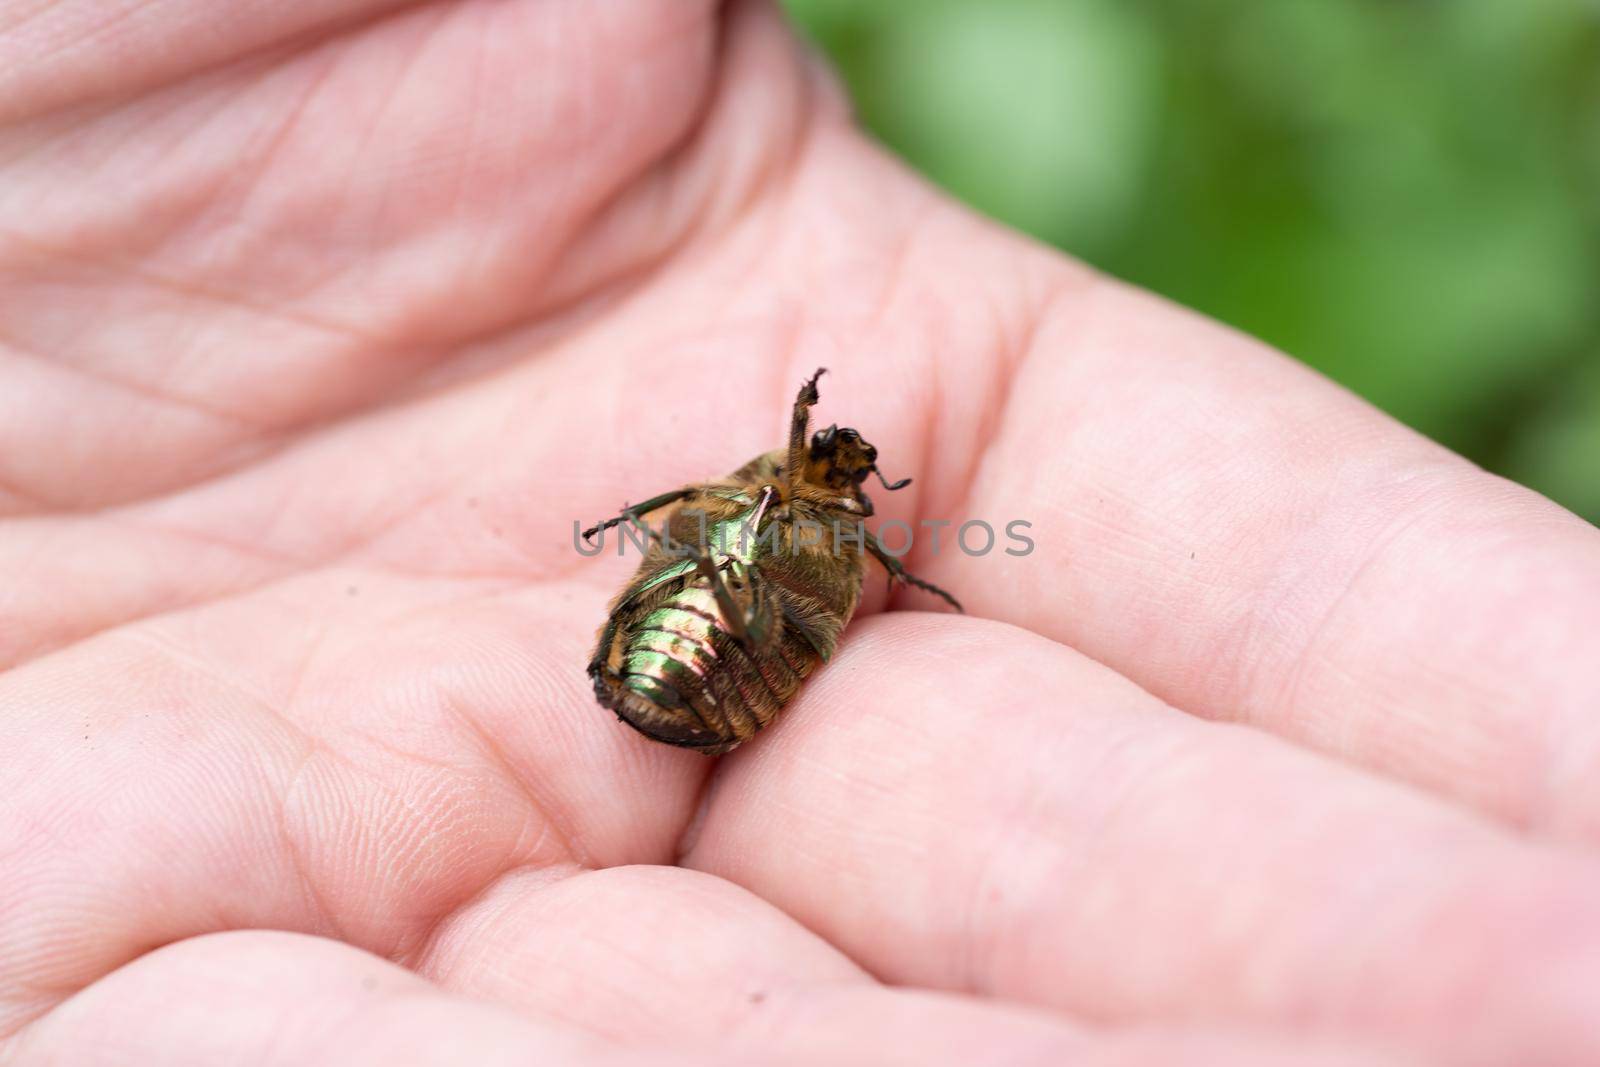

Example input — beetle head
[808,425,910,493]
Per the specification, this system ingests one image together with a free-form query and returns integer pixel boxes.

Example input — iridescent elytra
[583,368,962,754]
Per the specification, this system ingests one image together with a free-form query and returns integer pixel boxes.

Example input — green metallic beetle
[583,368,962,754]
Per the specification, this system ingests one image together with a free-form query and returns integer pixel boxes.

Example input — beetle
[583,367,962,754]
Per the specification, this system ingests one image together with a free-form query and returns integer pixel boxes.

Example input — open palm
[4,2,1600,1064]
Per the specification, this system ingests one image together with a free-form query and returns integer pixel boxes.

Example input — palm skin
[4,1,1600,1064]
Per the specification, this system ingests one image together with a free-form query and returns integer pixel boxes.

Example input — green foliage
[786,0,1600,521]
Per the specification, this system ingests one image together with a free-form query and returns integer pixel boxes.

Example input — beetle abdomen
[598,583,821,754]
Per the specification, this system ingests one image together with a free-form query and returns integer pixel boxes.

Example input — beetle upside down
[583,368,962,754]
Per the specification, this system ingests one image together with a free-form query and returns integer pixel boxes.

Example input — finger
[3,930,626,1067]
[624,73,1600,843]
[894,267,1600,839]
[0,0,723,510]
[0,571,706,1038]
[0,0,412,121]
[418,864,1406,1067]
[418,864,868,1032]
[684,614,1600,1066]
[5,928,1402,1067]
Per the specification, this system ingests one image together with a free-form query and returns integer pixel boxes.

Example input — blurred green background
[784,0,1600,523]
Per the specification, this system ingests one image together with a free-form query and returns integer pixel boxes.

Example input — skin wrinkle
[530,72,720,306]
[433,0,727,311]
[962,292,1017,513]
[328,983,595,1058]
[952,724,1015,997]
[408,861,589,978]
[112,624,288,715]
[954,275,1090,520]
[0,0,440,126]
[275,739,353,951]
[277,614,335,719]
[112,511,310,570]
[631,3,744,247]
[1223,457,1564,828]
[179,46,351,280]
[331,730,567,963]
[12,934,511,1064]
[448,2,491,277]
[0,331,256,429]
[847,204,944,588]
[0,1,61,40]
[957,665,1185,1001]
[0,70,191,170]
[860,202,927,333]
[8,560,291,676]
[890,270,1093,612]
[20,0,174,71]
[682,3,825,285]
[897,343,940,599]
[526,0,820,322]
[497,885,767,1031]
[669,767,722,865]
[1,538,293,672]
[0,469,56,514]
[405,864,898,1041]
[277,738,496,962]
[0,334,291,517]
[729,12,826,241]
[0,932,161,1042]
[0,226,376,350]
[567,27,830,344]
[333,5,453,195]
[0,437,531,670]
[1260,467,1468,738]
[431,693,594,870]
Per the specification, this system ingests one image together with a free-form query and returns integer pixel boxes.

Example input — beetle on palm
[583,368,962,754]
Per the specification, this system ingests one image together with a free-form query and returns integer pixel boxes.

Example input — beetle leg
[866,540,964,613]
[785,367,826,487]
[622,514,764,653]
[790,482,868,518]
[583,488,694,544]
[700,556,754,648]
[750,483,778,530]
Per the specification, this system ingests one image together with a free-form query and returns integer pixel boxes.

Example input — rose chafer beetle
[583,368,961,754]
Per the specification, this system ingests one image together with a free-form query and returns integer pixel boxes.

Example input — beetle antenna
[873,467,912,491]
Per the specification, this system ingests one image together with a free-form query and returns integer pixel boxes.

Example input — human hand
[4,2,1599,1064]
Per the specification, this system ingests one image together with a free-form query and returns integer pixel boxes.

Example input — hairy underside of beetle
[583,368,959,754]
[590,484,860,753]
